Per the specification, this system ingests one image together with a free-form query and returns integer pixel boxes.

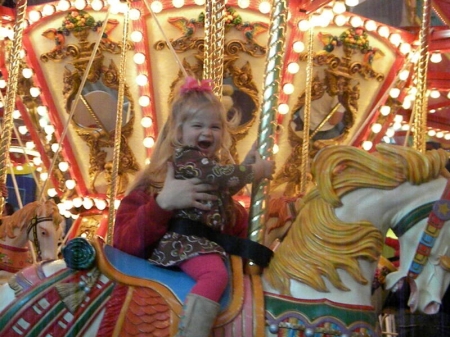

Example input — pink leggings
[179,253,228,303]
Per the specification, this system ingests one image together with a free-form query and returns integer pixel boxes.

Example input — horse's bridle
[393,180,450,279]
[27,215,54,261]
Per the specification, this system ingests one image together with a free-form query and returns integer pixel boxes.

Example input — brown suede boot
[175,294,220,337]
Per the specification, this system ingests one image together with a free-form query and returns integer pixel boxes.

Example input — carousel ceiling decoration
[0,0,449,237]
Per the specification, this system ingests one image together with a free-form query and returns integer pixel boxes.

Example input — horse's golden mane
[0,200,63,240]
[264,144,449,294]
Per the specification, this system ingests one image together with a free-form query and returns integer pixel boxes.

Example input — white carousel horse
[0,200,64,283]
[1,144,450,337]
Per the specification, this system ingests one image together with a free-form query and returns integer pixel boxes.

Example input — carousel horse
[0,200,64,283]
[1,144,450,337]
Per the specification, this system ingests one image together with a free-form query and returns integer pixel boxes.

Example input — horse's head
[29,200,65,261]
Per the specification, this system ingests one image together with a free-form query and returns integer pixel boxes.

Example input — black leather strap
[169,218,273,267]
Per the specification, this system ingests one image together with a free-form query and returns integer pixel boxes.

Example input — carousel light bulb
[321,6,334,21]
[16,165,23,171]
[172,0,184,8]
[74,0,86,10]
[136,74,148,86]
[44,124,55,135]
[378,26,390,38]
[399,69,410,81]
[129,8,141,20]
[447,91,450,99]
[22,68,33,78]
[398,43,410,55]
[278,103,289,114]
[58,161,69,172]
[346,0,359,6]
[194,0,205,5]
[389,33,402,46]
[65,180,76,190]
[130,31,143,42]
[40,118,49,128]
[430,90,441,98]
[18,125,28,135]
[0,102,3,109]
[436,131,444,138]
[83,198,94,210]
[0,79,5,88]
[371,123,382,133]
[273,143,279,154]
[333,1,346,14]
[237,0,249,7]
[362,141,373,151]
[33,157,42,166]
[445,133,450,140]
[139,95,150,107]
[259,1,271,14]
[334,14,347,26]
[40,172,49,181]
[393,122,402,131]
[292,41,305,53]
[143,137,155,148]
[133,53,146,65]
[30,87,41,97]
[365,20,377,31]
[72,197,83,208]
[150,1,163,13]
[350,16,363,28]
[428,129,436,137]
[95,199,107,210]
[380,105,391,116]
[37,105,48,116]
[63,199,73,210]
[114,199,121,210]
[310,13,322,27]
[401,124,410,131]
[430,52,442,63]
[12,110,21,119]
[28,10,42,22]
[26,141,35,149]
[298,20,310,32]
[282,83,295,95]
[141,116,153,128]
[47,188,57,197]
[91,0,104,11]
[287,62,300,74]
[51,143,60,152]
[389,88,400,98]
[402,99,412,109]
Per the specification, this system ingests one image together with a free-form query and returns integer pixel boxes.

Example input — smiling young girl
[114,76,274,337]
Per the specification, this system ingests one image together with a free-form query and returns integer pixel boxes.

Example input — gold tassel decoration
[56,268,101,313]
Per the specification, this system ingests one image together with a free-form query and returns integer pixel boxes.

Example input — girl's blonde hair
[127,80,233,195]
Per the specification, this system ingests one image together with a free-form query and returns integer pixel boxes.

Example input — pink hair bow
[180,77,213,94]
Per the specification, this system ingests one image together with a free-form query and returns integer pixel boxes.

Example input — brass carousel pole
[411,0,431,153]
[300,22,314,194]
[107,1,131,245]
[248,0,288,269]
[0,0,27,214]
[203,0,225,96]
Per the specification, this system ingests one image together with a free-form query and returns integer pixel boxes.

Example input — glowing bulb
[58,161,69,172]
[334,14,347,26]
[350,16,363,27]
[365,20,377,31]
[143,137,155,148]
[129,8,141,20]
[44,125,55,135]
[139,95,150,107]
[172,0,184,8]
[333,1,346,14]
[298,20,310,32]
[18,125,28,135]
[259,1,271,14]
[72,197,83,208]
[292,41,305,53]
[237,0,249,8]
[371,123,382,133]
[47,188,57,197]
[141,116,153,127]
[399,69,409,81]
[91,0,104,11]
[83,198,94,210]
[362,141,373,151]
[133,53,146,64]
[51,143,60,152]
[389,33,402,46]
[430,90,441,98]
[40,172,49,181]
[136,74,148,86]
[150,1,163,13]
[65,180,76,190]
[378,26,390,38]
[287,62,300,74]
[282,83,294,95]
[430,52,442,63]
[95,199,107,210]
[278,103,289,114]
[130,31,143,42]
[22,68,33,78]
[380,106,391,116]
[28,10,42,22]
[74,0,86,10]
[30,87,41,97]
[389,88,400,98]
[12,110,21,119]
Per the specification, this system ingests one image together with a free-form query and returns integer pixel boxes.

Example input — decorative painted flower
[59,10,99,34]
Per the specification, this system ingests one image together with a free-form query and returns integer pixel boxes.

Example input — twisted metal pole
[248,0,288,254]
[0,0,27,214]
[107,2,131,244]
[412,0,431,153]
[203,0,225,97]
